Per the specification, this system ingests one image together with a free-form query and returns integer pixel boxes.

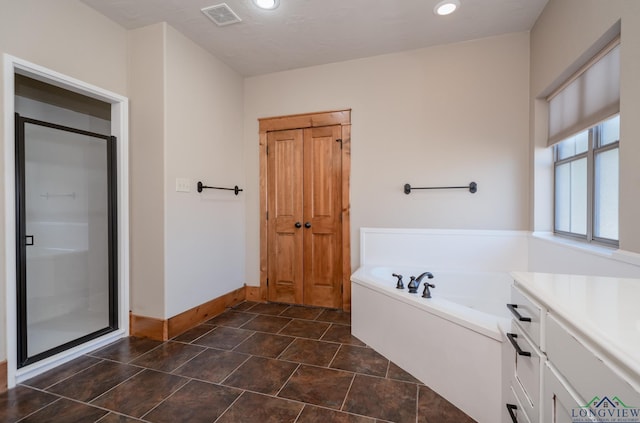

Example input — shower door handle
[25,235,34,246]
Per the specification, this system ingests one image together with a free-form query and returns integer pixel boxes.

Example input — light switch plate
[176,178,191,192]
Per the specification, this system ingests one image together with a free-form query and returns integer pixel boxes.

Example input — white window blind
[547,40,620,146]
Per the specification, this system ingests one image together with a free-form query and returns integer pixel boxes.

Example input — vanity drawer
[546,314,640,408]
[509,285,543,349]
[511,376,538,423]
[543,362,592,423]
[507,323,542,416]
[505,385,532,423]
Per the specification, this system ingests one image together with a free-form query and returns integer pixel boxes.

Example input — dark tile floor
[0,302,476,423]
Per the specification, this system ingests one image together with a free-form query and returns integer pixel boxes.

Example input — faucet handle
[422,282,435,298]
[392,273,404,289]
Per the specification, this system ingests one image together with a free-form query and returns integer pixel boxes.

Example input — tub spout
[422,282,436,298]
[415,272,434,283]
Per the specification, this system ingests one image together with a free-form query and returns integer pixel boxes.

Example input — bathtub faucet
[408,272,434,293]
[415,271,434,283]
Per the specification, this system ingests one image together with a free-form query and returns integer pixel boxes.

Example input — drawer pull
[506,333,531,357]
[506,403,518,422]
[507,304,531,322]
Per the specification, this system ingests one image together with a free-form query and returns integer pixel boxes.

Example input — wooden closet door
[267,129,304,304]
[303,125,343,308]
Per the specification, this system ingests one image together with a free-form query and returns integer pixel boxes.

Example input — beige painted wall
[163,25,245,317]
[243,32,531,285]
[0,0,127,363]
[128,23,245,319]
[530,0,640,253]
[128,23,166,319]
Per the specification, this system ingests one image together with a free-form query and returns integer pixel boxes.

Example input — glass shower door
[15,114,117,367]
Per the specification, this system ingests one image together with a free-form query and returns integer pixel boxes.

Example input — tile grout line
[217,353,253,386]
[275,338,296,361]
[22,356,105,391]
[211,389,246,423]
[138,375,192,421]
[132,341,208,372]
[169,346,209,375]
[292,402,306,423]
[229,330,258,353]
[338,372,357,412]
[172,324,217,345]
[326,342,344,369]
[317,322,332,340]
[273,363,301,398]
[14,395,63,423]
[82,366,146,405]
[122,341,167,365]
[19,385,144,422]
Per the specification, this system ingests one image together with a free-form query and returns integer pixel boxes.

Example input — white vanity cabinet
[504,272,640,423]
[544,314,640,422]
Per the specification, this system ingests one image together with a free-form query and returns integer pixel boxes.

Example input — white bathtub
[351,265,513,423]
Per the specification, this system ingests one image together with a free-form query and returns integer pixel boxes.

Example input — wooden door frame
[259,109,351,311]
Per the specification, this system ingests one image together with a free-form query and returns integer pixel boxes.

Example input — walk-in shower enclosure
[14,76,117,367]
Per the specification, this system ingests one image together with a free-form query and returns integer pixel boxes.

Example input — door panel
[15,114,117,367]
[267,130,304,304]
[267,125,343,308]
[303,126,342,308]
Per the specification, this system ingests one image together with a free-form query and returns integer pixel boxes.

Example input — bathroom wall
[530,0,640,254]
[128,23,166,320]
[163,25,245,318]
[243,32,531,284]
[0,0,128,367]
[128,23,245,319]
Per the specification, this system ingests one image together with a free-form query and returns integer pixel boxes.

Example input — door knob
[295,222,302,228]
[304,222,311,228]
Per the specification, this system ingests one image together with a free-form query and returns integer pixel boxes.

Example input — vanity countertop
[510,271,640,386]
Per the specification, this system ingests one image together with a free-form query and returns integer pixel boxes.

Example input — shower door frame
[14,115,118,368]
[3,54,130,389]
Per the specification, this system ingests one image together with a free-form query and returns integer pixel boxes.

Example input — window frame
[553,116,619,247]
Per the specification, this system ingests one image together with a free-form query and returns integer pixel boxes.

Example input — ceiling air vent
[201,3,242,26]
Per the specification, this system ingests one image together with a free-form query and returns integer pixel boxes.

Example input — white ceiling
[81,0,549,77]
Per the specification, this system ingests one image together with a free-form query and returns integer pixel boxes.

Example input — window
[548,37,620,246]
[554,115,619,245]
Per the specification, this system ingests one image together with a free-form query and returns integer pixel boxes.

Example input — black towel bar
[197,181,243,195]
[404,182,477,194]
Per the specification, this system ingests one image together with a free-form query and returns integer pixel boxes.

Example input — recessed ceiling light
[253,0,280,10]
[434,0,460,16]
